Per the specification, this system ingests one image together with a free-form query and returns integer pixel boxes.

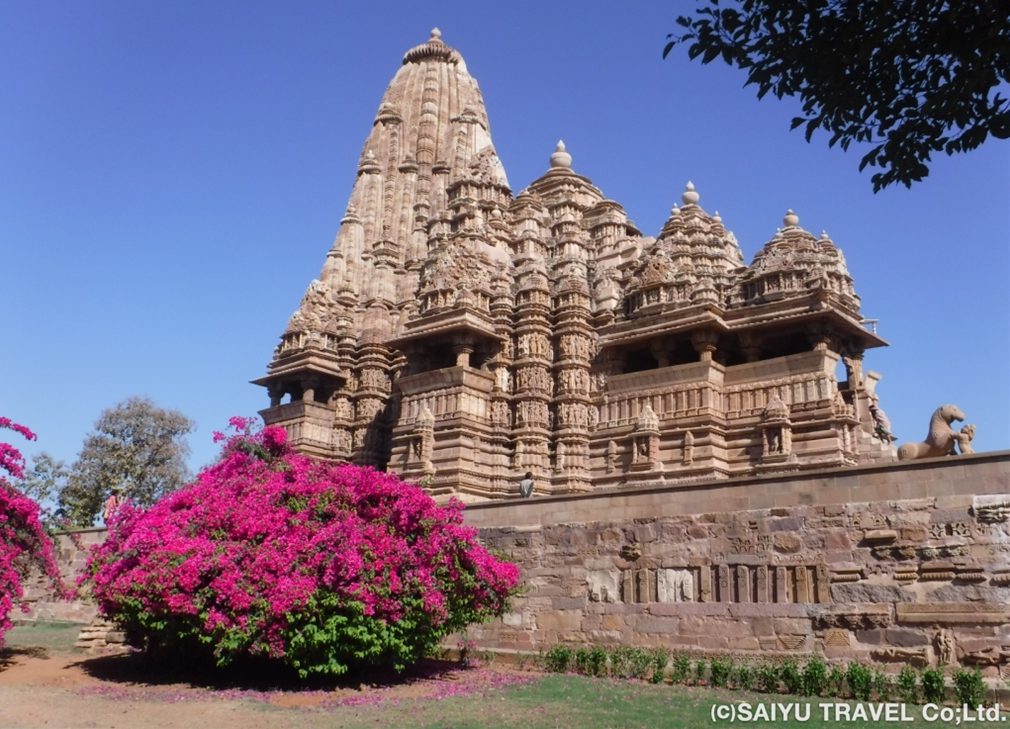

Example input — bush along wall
[539,645,1000,707]
[83,419,519,677]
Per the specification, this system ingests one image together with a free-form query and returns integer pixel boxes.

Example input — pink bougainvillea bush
[0,417,64,645]
[84,418,519,677]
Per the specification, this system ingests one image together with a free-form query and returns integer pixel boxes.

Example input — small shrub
[628,648,654,680]
[757,663,781,693]
[952,668,986,709]
[921,667,946,704]
[709,657,733,688]
[781,660,803,694]
[609,646,651,680]
[543,645,572,673]
[827,664,847,698]
[608,646,632,678]
[574,647,592,675]
[649,649,668,684]
[897,665,919,704]
[847,662,873,701]
[733,663,755,691]
[801,657,828,696]
[588,646,608,677]
[872,668,894,701]
[693,659,708,685]
[671,653,692,684]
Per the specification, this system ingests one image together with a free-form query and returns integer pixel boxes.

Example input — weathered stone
[863,529,898,542]
[895,603,1010,625]
[536,610,583,633]
[855,629,885,644]
[773,534,802,553]
[823,629,850,647]
[831,584,914,604]
[656,569,695,603]
[871,647,928,666]
[885,628,929,647]
[586,570,620,603]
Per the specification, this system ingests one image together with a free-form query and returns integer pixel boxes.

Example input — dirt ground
[0,644,536,729]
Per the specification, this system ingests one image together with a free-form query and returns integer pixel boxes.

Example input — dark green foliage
[921,667,946,704]
[664,1,1010,191]
[872,668,894,701]
[897,665,919,704]
[709,657,733,688]
[671,654,692,684]
[628,648,656,680]
[609,647,653,680]
[801,657,827,696]
[756,663,780,693]
[732,663,755,691]
[543,645,573,673]
[846,662,873,701]
[573,646,607,677]
[952,668,986,709]
[827,664,847,698]
[649,649,668,684]
[780,659,802,695]
[693,659,707,685]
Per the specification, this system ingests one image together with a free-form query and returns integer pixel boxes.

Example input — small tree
[59,397,194,526]
[84,419,519,677]
[18,452,69,531]
[0,418,64,644]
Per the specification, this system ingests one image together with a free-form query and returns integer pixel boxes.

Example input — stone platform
[464,451,1010,675]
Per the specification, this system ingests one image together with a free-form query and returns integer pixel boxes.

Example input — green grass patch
[4,622,82,652]
[300,675,1005,729]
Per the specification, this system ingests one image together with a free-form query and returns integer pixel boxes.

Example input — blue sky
[4,1,1008,474]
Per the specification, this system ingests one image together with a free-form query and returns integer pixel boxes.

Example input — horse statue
[897,404,969,461]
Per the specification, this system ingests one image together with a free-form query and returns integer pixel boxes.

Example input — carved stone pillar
[690,329,719,362]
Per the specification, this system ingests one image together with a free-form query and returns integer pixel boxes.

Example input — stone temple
[255,29,897,500]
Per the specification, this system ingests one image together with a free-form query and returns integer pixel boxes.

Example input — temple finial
[550,139,572,169]
[784,209,799,227]
[682,180,700,205]
[430,27,442,40]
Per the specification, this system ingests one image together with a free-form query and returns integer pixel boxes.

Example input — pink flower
[83,418,519,677]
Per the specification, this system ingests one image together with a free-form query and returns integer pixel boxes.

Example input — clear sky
[4,1,1008,474]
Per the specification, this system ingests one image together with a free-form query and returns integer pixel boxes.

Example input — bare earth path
[0,644,541,729]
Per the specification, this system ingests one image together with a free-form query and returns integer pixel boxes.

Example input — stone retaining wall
[15,453,1010,677]
[464,452,1010,677]
[19,528,104,624]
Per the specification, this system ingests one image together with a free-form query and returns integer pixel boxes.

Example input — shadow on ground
[0,646,48,670]
[72,652,464,693]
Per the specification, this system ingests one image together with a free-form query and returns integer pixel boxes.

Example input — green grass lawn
[4,621,81,651]
[332,675,1006,729]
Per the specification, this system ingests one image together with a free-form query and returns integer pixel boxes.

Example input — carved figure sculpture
[868,395,897,443]
[897,404,968,461]
[952,423,976,455]
[936,629,955,666]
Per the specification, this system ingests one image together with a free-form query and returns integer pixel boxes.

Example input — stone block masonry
[464,451,1010,676]
[19,528,104,624]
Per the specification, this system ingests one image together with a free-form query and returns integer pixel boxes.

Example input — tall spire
[291,29,510,340]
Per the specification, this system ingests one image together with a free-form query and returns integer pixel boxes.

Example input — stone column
[691,329,719,363]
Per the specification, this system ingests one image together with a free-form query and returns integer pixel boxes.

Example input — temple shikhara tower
[256,30,896,500]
